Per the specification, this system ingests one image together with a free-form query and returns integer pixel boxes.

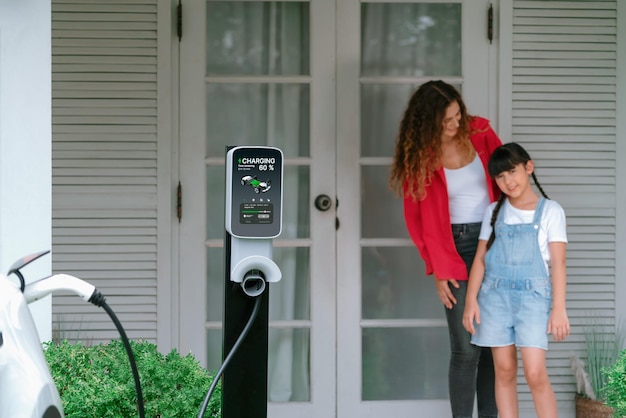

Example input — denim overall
[472,198,552,350]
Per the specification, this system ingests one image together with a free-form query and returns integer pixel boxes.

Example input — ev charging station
[223,146,283,418]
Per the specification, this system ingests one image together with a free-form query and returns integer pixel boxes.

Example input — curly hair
[390,80,474,201]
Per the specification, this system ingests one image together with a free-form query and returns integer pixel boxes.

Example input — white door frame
[177,0,209,363]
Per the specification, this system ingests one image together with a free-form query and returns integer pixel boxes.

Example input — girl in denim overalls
[462,143,570,418]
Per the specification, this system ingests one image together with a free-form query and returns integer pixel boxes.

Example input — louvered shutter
[51,0,159,344]
[511,1,617,415]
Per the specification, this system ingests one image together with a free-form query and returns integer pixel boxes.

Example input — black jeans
[445,223,497,418]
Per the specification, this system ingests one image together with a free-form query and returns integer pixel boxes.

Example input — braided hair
[485,142,550,250]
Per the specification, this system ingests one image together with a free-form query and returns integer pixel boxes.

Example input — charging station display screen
[227,147,283,238]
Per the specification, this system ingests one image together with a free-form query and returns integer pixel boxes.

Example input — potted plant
[570,319,625,418]
[602,348,626,418]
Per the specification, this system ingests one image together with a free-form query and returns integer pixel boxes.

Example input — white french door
[177,1,495,417]
[178,1,337,416]
[336,2,493,416]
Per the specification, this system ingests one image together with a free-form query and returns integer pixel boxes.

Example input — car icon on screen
[241,175,271,193]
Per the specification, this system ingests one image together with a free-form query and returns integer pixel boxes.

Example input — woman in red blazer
[390,80,502,418]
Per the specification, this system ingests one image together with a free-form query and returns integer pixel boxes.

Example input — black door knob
[314,194,333,211]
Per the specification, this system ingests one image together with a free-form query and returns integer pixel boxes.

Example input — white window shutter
[51,0,159,344]
[512,1,617,414]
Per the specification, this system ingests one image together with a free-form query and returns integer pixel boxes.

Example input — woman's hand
[463,299,480,335]
[434,276,458,309]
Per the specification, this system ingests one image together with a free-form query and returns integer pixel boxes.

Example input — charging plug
[241,269,266,297]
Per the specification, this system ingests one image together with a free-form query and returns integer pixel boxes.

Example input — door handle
[314,194,333,211]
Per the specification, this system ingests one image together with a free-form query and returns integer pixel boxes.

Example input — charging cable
[197,294,263,418]
[90,291,146,418]
[21,273,146,418]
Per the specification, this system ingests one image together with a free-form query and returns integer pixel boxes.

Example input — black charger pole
[221,230,269,418]
[221,145,283,418]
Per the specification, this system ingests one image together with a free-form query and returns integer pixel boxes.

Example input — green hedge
[603,348,626,418]
[44,340,221,418]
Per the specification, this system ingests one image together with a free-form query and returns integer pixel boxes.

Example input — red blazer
[403,117,502,281]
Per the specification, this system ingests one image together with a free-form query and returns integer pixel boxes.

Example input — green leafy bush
[603,348,626,418]
[43,340,221,418]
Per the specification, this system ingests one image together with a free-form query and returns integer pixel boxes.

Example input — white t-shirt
[444,154,491,224]
[479,198,568,273]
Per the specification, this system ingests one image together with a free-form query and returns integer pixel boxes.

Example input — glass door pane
[361,3,462,77]
[206,2,310,76]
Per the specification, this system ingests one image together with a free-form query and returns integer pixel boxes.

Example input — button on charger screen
[239,202,273,224]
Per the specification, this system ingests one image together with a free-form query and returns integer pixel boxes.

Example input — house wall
[616,0,626,340]
[502,1,624,415]
[0,0,52,342]
[46,0,625,416]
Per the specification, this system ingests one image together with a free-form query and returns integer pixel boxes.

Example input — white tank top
[444,154,490,224]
